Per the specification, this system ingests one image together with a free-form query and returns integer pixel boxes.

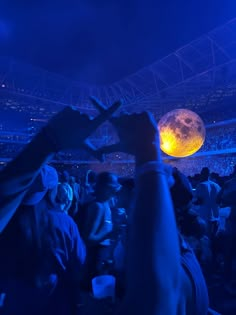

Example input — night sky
[0,0,235,85]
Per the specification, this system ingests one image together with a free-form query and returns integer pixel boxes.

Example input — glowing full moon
[158,109,206,158]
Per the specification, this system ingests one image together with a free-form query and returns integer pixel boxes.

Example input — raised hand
[44,99,122,158]
[96,111,161,162]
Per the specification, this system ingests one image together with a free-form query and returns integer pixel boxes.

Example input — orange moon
[158,109,206,158]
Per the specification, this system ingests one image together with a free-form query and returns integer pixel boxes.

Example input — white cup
[92,275,116,300]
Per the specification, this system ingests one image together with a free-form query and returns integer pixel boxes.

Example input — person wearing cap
[81,172,121,286]
[0,164,86,315]
[0,100,122,314]
[0,96,206,315]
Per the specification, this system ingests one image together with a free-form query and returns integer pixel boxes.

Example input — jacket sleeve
[0,130,55,233]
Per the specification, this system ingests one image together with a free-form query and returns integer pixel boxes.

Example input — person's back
[0,195,86,315]
[78,200,114,290]
[169,168,209,315]
[217,176,236,289]
[177,237,209,315]
[195,179,221,224]
[0,100,121,314]
[113,231,209,315]
[80,172,121,289]
[47,208,86,274]
[219,177,236,230]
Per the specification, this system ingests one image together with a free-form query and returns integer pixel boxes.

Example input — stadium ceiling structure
[0,19,236,164]
[1,19,236,118]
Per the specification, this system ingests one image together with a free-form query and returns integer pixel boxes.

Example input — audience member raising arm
[0,100,121,233]
[97,110,181,315]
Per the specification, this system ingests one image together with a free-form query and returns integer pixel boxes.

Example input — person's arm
[0,100,121,233]
[124,148,180,315]
[0,130,55,233]
[98,111,181,315]
[85,203,112,244]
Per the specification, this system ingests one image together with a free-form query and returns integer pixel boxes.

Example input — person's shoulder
[195,182,205,191]
[87,201,107,219]
[51,211,84,239]
[48,209,76,227]
[210,180,220,187]
[196,181,205,187]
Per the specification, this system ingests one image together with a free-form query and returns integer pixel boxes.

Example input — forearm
[0,129,55,232]
[88,227,112,244]
[0,129,55,180]
[125,149,180,314]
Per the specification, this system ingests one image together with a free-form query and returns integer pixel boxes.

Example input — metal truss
[0,19,236,154]
[0,19,236,114]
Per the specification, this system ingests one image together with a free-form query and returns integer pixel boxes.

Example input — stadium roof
[0,18,236,164]
[1,18,236,117]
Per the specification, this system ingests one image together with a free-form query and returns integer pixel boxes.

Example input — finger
[90,97,123,116]
[83,140,104,162]
[93,100,122,127]
[90,96,107,113]
[106,99,123,116]
[98,143,122,155]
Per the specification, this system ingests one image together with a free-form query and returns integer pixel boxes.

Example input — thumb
[92,100,123,127]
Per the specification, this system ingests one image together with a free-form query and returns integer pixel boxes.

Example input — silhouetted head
[95,172,121,202]
[23,165,59,207]
[61,170,70,183]
[170,167,193,211]
[200,167,210,181]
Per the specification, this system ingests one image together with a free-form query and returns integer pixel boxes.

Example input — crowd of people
[0,98,235,315]
[202,126,236,152]
[168,156,236,177]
